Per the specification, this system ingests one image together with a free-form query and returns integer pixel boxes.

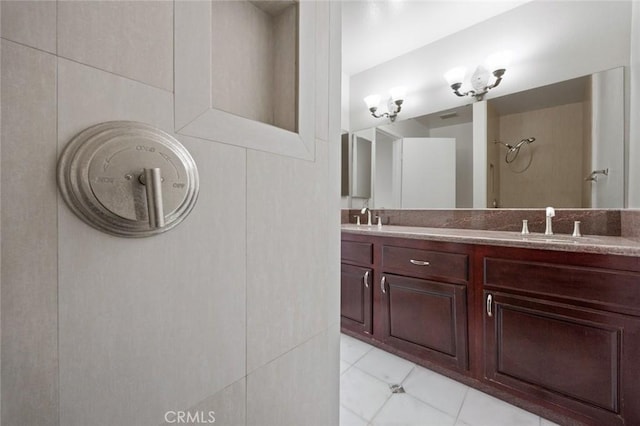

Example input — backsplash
[622,210,640,238]
[342,209,624,237]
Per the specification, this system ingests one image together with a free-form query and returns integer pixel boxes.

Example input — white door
[401,137,456,208]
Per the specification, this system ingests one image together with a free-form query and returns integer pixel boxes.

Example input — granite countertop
[341,224,640,257]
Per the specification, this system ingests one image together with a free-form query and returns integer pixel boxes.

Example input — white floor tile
[341,334,374,364]
[540,418,561,426]
[340,360,351,375]
[340,367,391,421]
[402,365,469,418]
[340,405,368,426]
[371,393,457,426]
[354,347,415,384]
[454,420,472,426]
[457,388,540,426]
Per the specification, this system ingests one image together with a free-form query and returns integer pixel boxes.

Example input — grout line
[244,148,248,424]
[455,386,470,423]
[339,404,368,426]
[56,53,173,95]
[55,9,61,423]
[0,37,56,58]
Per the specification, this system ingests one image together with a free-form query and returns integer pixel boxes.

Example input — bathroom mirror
[174,0,316,160]
[347,67,624,209]
[343,0,631,209]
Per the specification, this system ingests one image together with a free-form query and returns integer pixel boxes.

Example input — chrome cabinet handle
[380,276,386,294]
[410,259,430,266]
[487,294,493,317]
[143,168,165,228]
[363,270,370,288]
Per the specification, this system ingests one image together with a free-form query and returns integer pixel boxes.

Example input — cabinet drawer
[341,241,373,265]
[484,257,640,316]
[382,246,468,284]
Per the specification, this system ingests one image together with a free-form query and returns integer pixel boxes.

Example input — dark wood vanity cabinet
[341,233,472,372]
[342,230,640,425]
[380,244,470,371]
[480,246,640,426]
[340,240,374,335]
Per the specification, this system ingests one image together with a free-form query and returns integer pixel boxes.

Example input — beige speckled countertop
[342,224,640,257]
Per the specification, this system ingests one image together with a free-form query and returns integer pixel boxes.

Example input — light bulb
[485,51,512,72]
[444,67,466,86]
[389,86,406,102]
[364,94,381,110]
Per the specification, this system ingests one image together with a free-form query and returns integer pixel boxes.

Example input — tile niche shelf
[175,0,316,160]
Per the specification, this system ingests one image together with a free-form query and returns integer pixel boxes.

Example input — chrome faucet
[545,207,555,235]
[361,207,372,226]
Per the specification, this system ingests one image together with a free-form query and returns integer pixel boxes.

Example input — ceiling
[342,0,531,76]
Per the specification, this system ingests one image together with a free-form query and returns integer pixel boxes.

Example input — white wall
[349,1,632,132]
[473,102,488,207]
[0,2,340,425]
[374,130,397,209]
[341,71,350,131]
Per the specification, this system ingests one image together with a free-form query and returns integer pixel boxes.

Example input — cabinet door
[484,291,640,426]
[341,264,373,335]
[380,273,468,371]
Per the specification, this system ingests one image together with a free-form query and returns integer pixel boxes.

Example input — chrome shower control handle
[57,121,199,237]
[142,168,165,228]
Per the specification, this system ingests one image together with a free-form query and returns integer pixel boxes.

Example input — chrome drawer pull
[487,294,493,317]
[381,276,387,294]
[363,270,370,288]
[410,259,430,266]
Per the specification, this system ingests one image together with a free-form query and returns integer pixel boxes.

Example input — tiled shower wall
[1,2,341,425]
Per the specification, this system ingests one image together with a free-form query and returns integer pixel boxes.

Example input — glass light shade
[485,50,512,71]
[444,67,466,85]
[389,86,407,102]
[364,94,381,109]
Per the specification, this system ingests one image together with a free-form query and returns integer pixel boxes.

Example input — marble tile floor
[340,333,561,426]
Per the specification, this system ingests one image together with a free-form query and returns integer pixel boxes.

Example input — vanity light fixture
[444,51,511,101]
[363,86,406,122]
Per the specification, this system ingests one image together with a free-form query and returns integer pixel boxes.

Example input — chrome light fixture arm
[451,68,505,101]
[368,99,404,122]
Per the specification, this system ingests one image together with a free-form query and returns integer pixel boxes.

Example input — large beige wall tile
[1,40,57,426]
[57,60,247,425]
[1,1,56,53]
[211,1,274,125]
[272,4,297,133]
[246,140,330,371]
[57,1,173,91]
[57,58,173,140]
[247,329,334,426]
[498,102,584,207]
[161,378,247,426]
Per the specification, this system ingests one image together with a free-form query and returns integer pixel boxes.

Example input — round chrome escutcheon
[57,121,199,237]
